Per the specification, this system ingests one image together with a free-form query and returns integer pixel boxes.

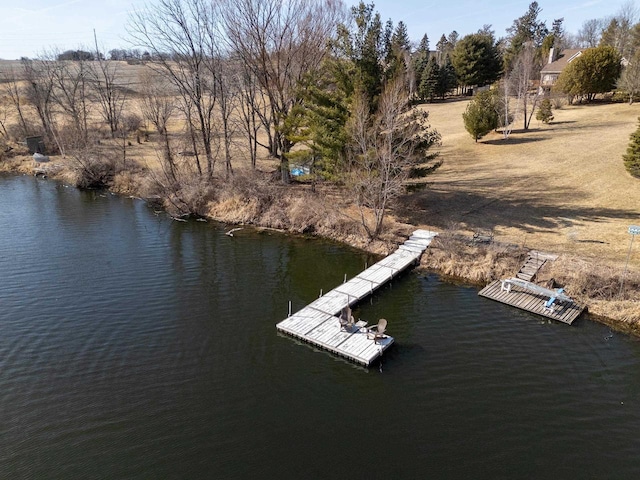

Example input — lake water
[1,174,640,479]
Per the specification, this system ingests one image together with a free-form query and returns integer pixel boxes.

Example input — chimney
[548,47,555,65]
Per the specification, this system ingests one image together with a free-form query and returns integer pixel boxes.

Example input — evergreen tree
[535,98,554,123]
[447,31,459,49]
[623,118,640,178]
[452,32,502,89]
[284,61,350,181]
[387,20,411,79]
[335,2,388,109]
[413,33,430,90]
[554,45,622,101]
[436,34,450,64]
[419,57,439,101]
[504,1,548,68]
[436,56,457,99]
[462,90,498,142]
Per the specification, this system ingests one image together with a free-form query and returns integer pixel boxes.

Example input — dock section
[479,279,584,324]
[276,230,437,366]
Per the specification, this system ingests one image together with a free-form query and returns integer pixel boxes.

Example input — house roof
[540,49,583,74]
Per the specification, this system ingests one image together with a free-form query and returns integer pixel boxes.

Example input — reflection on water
[1,174,640,479]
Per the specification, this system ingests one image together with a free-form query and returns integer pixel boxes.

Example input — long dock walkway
[276,229,437,366]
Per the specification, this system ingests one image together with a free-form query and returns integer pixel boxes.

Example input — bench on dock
[479,277,584,324]
[500,277,573,310]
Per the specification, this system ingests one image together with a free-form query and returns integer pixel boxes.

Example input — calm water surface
[1,174,640,479]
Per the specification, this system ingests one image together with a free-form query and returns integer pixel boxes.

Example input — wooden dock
[478,280,584,324]
[276,229,438,366]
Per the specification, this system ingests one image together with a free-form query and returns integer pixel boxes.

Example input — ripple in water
[1,175,640,479]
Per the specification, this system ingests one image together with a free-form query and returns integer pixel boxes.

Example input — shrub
[462,90,498,142]
[536,98,554,124]
[623,118,640,178]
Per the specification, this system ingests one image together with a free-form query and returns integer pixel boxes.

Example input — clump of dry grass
[421,231,528,284]
[541,256,640,327]
[111,167,150,197]
[545,257,640,301]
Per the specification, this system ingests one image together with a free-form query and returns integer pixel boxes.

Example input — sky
[0,0,632,60]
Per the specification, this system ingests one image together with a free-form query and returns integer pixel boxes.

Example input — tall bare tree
[618,52,640,104]
[236,66,267,169]
[509,41,540,130]
[50,52,92,147]
[21,57,56,138]
[0,67,30,136]
[577,19,604,48]
[139,70,177,178]
[349,78,440,239]
[90,33,128,138]
[220,0,345,182]
[128,0,221,179]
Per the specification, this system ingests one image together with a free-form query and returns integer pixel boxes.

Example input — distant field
[406,99,640,265]
[0,59,150,91]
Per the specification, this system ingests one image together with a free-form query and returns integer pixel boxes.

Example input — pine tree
[462,90,498,142]
[623,118,640,178]
[419,57,439,101]
[413,33,430,93]
[387,21,411,79]
[536,98,554,123]
[436,56,457,99]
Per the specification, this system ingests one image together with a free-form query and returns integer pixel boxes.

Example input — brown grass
[405,99,640,266]
[421,232,528,284]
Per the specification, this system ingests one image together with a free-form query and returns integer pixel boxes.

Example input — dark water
[1,174,640,479]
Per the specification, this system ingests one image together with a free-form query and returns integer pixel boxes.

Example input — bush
[623,117,640,178]
[536,98,554,124]
[462,90,498,142]
[73,152,116,189]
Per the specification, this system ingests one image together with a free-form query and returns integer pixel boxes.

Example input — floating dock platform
[276,230,437,366]
[478,279,584,324]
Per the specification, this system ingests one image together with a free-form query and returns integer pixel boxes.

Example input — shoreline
[2,156,639,335]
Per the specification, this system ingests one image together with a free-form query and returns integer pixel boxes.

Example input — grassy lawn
[405,98,640,267]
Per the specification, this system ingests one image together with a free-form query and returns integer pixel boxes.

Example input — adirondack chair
[339,305,355,331]
[367,318,387,342]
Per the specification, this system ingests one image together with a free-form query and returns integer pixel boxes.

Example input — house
[540,48,583,90]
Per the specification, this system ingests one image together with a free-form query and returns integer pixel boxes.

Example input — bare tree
[128,0,221,179]
[139,70,177,179]
[50,52,92,148]
[20,56,66,154]
[90,33,128,137]
[0,67,30,136]
[21,57,55,138]
[618,54,640,104]
[214,61,240,178]
[349,78,440,239]
[0,102,8,139]
[577,19,604,48]
[236,66,266,169]
[496,78,518,139]
[509,41,540,130]
[220,0,345,182]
